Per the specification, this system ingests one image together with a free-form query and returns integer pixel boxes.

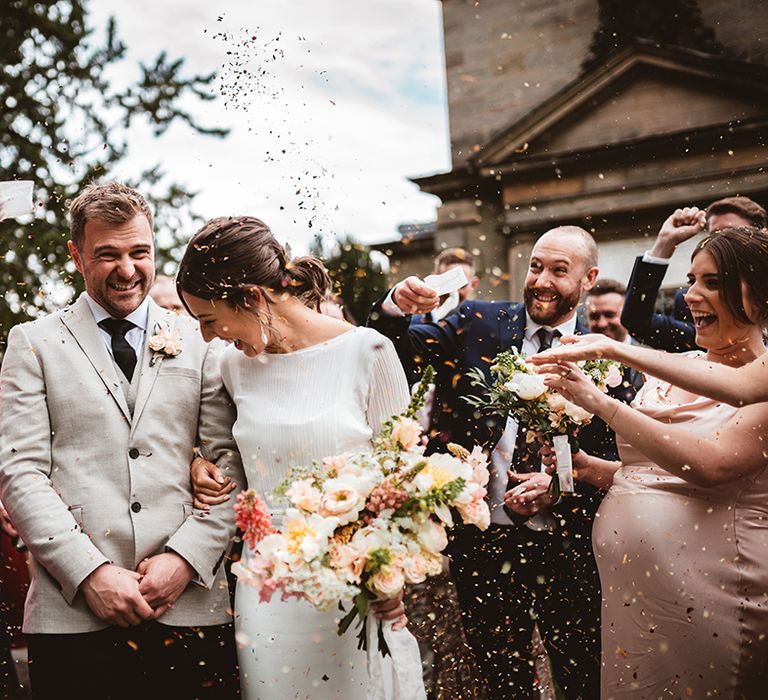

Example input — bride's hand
[527,333,622,365]
[371,590,408,631]
[190,454,236,510]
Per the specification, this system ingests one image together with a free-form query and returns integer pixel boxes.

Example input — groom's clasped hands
[80,551,196,628]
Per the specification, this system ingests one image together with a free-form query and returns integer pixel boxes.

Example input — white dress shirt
[642,250,671,266]
[84,293,149,359]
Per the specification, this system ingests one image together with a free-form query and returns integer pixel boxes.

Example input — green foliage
[310,234,387,325]
[0,0,227,341]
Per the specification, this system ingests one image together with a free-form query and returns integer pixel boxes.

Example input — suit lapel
[131,300,174,432]
[498,302,526,353]
[60,295,131,422]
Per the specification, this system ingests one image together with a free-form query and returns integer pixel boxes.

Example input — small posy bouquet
[232,367,489,697]
[466,349,622,495]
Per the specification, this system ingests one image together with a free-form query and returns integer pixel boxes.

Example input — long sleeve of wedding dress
[366,335,410,436]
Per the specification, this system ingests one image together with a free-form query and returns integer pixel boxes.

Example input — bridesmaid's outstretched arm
[529,334,768,407]
[541,361,768,488]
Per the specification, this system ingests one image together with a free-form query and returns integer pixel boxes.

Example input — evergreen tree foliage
[0,0,226,340]
[310,235,387,325]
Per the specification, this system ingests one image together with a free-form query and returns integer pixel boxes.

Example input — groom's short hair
[69,182,154,250]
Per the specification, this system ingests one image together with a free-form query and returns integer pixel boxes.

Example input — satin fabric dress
[594,366,768,698]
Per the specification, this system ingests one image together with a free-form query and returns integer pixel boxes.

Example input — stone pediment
[472,43,768,167]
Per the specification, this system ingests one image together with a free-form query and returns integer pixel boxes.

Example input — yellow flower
[285,520,317,555]
[420,462,454,489]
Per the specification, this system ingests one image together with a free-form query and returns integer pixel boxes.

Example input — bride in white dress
[177,216,414,699]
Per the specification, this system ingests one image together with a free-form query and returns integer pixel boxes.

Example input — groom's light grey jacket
[0,294,245,633]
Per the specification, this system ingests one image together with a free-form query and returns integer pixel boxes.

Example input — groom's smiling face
[69,214,155,319]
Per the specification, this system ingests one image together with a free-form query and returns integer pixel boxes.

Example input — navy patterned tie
[99,318,137,382]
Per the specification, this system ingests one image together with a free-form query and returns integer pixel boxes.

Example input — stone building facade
[375,0,768,301]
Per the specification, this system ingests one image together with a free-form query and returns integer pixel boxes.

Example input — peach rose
[402,554,428,584]
[286,478,322,512]
[391,417,422,451]
[369,566,405,598]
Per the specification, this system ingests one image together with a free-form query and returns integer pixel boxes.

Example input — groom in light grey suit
[0,182,245,699]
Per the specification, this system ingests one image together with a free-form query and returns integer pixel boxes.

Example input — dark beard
[524,286,581,326]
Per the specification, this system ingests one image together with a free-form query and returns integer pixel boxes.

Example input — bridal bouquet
[232,366,490,668]
[466,349,622,495]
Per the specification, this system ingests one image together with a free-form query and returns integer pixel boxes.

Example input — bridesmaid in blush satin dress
[532,227,768,698]
[593,368,768,698]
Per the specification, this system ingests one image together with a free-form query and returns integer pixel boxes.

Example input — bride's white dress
[220,327,410,699]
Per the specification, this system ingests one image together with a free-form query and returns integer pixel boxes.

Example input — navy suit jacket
[369,297,637,537]
[622,256,698,352]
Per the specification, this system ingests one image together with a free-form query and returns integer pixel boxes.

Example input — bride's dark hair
[692,226,768,326]
[176,216,331,312]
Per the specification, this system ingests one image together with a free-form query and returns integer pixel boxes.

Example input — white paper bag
[0,181,34,220]
[552,435,575,493]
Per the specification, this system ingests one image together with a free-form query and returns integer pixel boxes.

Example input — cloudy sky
[88,0,450,252]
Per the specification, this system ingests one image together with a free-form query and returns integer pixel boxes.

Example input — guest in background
[149,275,186,314]
[622,197,766,351]
[586,278,632,344]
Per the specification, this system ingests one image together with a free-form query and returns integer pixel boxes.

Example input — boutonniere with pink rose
[147,322,182,366]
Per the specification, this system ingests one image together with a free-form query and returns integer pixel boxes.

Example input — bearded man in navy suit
[369,226,637,700]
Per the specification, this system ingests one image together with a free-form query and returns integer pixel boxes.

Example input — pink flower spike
[234,489,275,550]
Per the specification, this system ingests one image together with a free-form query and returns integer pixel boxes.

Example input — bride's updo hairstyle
[691,226,768,327]
[176,216,331,313]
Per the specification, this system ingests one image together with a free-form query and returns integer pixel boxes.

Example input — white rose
[563,400,593,423]
[350,525,389,554]
[546,393,568,414]
[286,478,322,512]
[415,518,449,554]
[504,372,547,401]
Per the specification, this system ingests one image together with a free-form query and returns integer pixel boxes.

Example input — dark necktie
[99,318,137,382]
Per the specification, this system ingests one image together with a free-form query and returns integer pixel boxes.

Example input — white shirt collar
[84,293,150,332]
[524,310,578,343]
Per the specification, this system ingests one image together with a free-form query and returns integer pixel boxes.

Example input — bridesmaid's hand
[528,333,622,364]
[190,454,236,510]
[539,444,592,482]
[371,590,408,631]
[537,361,612,415]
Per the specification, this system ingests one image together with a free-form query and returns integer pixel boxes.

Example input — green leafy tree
[311,235,387,325]
[0,0,227,341]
